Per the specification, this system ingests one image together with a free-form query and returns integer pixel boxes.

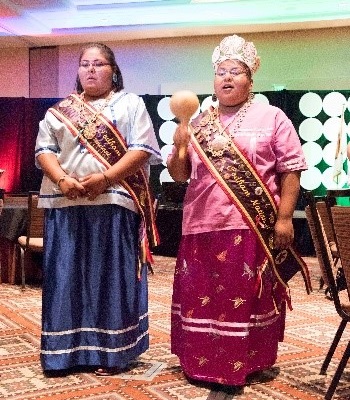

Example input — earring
[112,73,118,83]
[212,93,217,102]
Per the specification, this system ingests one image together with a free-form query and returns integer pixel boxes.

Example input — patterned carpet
[1,255,350,400]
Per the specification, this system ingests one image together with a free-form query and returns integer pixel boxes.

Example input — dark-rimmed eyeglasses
[215,69,246,78]
[79,61,111,69]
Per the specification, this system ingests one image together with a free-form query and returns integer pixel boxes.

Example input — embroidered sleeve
[127,95,162,165]
[274,112,308,173]
[34,112,60,168]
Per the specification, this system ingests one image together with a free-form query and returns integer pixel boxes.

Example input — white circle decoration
[253,93,269,104]
[323,117,347,142]
[322,141,347,166]
[298,118,323,142]
[321,166,347,189]
[159,121,177,145]
[201,95,216,112]
[323,92,347,117]
[157,97,174,121]
[300,167,322,191]
[160,144,174,166]
[159,168,174,183]
[301,142,323,167]
[299,92,322,117]
[191,104,201,120]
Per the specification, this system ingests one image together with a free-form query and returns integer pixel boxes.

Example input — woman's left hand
[274,218,294,250]
[79,173,108,201]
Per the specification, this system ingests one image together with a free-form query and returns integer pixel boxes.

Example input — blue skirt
[40,204,149,371]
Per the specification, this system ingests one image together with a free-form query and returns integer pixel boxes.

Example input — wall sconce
[273,84,286,91]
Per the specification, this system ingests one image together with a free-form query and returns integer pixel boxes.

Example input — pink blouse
[177,102,307,235]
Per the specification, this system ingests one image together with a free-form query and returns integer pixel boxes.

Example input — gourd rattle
[170,90,199,160]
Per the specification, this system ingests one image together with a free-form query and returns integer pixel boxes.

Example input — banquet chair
[305,205,333,297]
[315,200,341,296]
[0,193,29,285]
[17,191,44,290]
[315,201,339,266]
[305,191,350,400]
[305,192,339,294]
[4,192,29,207]
[326,205,350,400]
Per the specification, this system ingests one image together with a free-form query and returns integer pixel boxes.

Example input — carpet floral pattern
[0,256,350,399]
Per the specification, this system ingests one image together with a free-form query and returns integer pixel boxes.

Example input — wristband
[103,172,112,187]
[56,175,68,186]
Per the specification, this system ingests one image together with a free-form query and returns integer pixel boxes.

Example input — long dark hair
[75,43,124,94]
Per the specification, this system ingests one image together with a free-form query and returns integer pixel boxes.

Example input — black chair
[305,191,350,400]
[17,192,44,290]
[305,193,339,295]
[326,205,350,400]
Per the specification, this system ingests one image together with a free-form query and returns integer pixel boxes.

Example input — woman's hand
[274,171,300,250]
[173,123,191,157]
[167,123,192,182]
[79,173,108,201]
[274,218,294,250]
[58,176,86,200]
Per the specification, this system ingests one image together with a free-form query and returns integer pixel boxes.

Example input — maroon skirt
[171,228,287,386]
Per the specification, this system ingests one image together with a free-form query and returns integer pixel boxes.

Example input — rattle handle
[178,145,187,160]
[177,119,190,161]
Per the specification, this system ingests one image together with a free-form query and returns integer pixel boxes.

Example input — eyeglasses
[215,69,246,78]
[79,61,111,69]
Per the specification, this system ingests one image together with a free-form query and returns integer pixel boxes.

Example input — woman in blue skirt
[35,43,162,376]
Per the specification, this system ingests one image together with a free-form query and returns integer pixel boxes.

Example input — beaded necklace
[78,90,114,140]
[205,93,254,157]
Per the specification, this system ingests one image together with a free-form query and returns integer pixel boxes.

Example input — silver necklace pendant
[211,135,229,151]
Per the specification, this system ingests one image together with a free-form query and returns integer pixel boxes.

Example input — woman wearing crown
[167,34,308,392]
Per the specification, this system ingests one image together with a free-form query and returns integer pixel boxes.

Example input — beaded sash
[191,108,312,295]
[49,93,159,253]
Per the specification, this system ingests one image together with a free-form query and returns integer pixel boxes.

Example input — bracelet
[103,172,112,187]
[56,175,68,186]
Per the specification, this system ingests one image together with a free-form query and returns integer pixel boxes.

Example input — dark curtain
[0,91,349,196]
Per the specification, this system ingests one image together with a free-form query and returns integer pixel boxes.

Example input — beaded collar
[203,93,254,157]
[78,90,114,140]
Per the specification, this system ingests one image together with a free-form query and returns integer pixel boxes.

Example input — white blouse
[35,91,162,211]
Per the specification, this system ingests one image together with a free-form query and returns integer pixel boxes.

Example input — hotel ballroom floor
[0,255,350,400]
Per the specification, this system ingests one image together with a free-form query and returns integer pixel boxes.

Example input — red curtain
[0,98,59,193]
[0,98,25,192]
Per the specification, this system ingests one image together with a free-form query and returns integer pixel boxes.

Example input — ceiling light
[72,0,168,4]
